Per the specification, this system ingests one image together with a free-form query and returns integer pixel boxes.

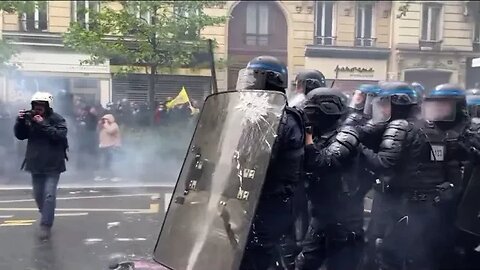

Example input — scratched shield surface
[153,90,286,270]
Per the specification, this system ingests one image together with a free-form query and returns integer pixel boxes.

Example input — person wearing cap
[14,92,68,240]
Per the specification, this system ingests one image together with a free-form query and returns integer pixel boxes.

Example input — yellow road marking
[4,220,35,223]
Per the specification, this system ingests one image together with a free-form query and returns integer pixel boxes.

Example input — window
[20,1,48,32]
[245,2,269,46]
[315,1,335,45]
[174,5,200,39]
[355,3,375,47]
[474,20,480,43]
[130,4,151,24]
[421,4,442,41]
[72,1,100,30]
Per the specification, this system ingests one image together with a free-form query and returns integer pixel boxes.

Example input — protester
[96,113,121,181]
[13,92,68,240]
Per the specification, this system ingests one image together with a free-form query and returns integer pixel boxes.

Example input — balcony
[2,32,64,47]
[314,36,336,46]
[419,39,443,51]
[355,37,376,47]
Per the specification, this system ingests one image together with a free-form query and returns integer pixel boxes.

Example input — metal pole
[208,39,218,94]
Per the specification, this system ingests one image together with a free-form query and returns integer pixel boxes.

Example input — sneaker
[37,225,51,240]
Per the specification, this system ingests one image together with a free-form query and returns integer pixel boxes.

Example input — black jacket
[14,111,68,174]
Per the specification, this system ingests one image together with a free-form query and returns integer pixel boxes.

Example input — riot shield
[456,165,480,236]
[153,90,287,270]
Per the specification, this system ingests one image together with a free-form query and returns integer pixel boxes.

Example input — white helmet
[31,92,53,107]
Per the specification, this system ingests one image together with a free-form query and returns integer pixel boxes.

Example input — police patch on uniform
[430,145,445,161]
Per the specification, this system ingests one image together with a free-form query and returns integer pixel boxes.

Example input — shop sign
[334,65,375,78]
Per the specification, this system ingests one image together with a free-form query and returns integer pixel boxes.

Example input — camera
[23,110,34,121]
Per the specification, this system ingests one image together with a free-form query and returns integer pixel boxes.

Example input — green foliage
[397,1,412,19]
[64,1,227,71]
[0,1,38,71]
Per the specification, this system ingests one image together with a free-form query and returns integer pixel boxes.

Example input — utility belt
[374,180,455,203]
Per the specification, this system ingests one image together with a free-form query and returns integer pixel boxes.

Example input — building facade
[1,1,111,105]
[1,1,479,104]
[389,1,479,91]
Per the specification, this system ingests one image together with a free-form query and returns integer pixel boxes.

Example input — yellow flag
[166,86,190,109]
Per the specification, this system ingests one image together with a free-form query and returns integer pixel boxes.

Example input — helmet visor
[235,68,268,91]
[348,90,366,110]
[422,99,456,122]
[371,96,392,123]
[363,92,378,117]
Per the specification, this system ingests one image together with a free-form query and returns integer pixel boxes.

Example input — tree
[0,1,36,71]
[64,0,226,109]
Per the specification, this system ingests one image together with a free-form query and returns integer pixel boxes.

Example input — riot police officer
[295,87,364,270]
[344,84,381,127]
[361,82,470,270]
[237,56,305,270]
[466,88,480,118]
[288,70,326,107]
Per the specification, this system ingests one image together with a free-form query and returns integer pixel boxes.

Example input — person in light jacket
[96,114,121,181]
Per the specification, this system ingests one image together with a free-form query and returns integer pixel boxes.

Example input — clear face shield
[422,99,456,122]
[348,90,367,111]
[363,93,377,118]
[287,79,306,106]
[371,96,392,123]
[235,68,267,91]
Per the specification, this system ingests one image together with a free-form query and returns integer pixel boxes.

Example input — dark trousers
[296,220,364,270]
[32,173,60,227]
[368,190,456,270]
[239,195,295,270]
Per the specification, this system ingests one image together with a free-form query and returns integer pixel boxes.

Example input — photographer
[14,92,68,240]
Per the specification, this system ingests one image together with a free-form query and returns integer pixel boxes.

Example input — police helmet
[303,87,347,131]
[466,88,480,117]
[236,55,288,92]
[349,84,382,111]
[370,82,417,123]
[422,84,467,122]
[410,82,425,98]
[293,69,326,95]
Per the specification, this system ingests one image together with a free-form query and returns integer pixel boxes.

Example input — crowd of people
[0,93,200,183]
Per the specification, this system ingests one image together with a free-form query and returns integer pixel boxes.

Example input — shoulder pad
[285,106,306,129]
[335,125,360,150]
[382,120,410,144]
[388,119,409,130]
[343,113,363,126]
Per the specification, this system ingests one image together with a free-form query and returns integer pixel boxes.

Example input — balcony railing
[419,39,443,50]
[355,37,376,47]
[314,36,336,46]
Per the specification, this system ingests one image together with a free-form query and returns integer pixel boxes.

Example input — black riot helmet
[236,55,288,92]
[292,69,326,95]
[466,88,480,118]
[423,83,467,122]
[303,87,347,132]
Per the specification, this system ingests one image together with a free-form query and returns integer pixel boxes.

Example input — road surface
[0,186,173,270]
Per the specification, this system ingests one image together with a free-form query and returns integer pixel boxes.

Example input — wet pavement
[0,186,174,270]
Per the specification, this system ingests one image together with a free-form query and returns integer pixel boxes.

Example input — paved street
[0,186,174,270]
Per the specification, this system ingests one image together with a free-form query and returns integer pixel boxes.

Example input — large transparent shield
[456,166,480,236]
[153,90,287,270]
